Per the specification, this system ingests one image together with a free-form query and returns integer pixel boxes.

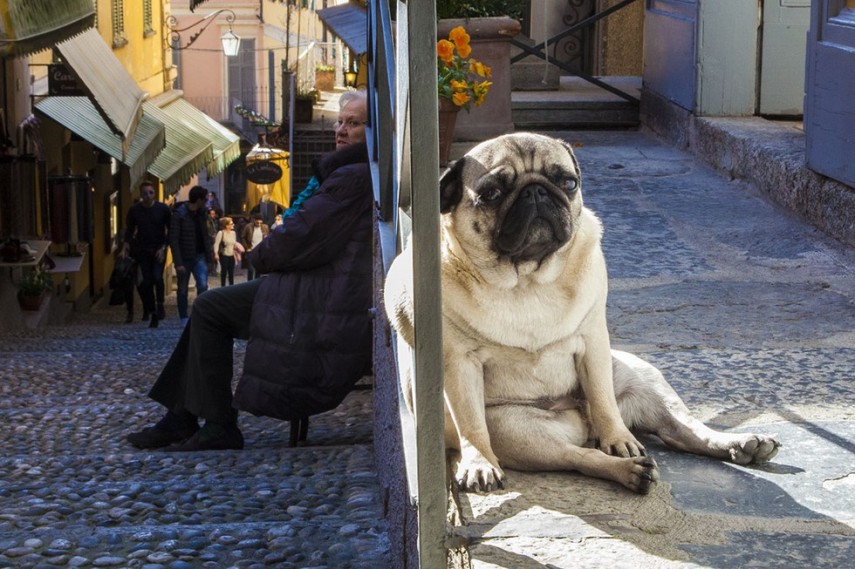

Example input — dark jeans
[149,278,262,422]
[245,257,257,281]
[176,253,209,319]
[220,255,235,286]
[135,253,164,315]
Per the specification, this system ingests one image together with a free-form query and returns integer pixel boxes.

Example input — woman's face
[334,98,368,149]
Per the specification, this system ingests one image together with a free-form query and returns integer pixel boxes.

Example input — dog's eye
[564,178,579,193]
[479,187,502,203]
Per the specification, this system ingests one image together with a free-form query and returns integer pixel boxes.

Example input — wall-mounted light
[166,9,241,56]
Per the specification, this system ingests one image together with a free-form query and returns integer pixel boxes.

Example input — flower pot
[18,290,46,311]
[438,98,461,166]
[314,70,335,92]
[295,97,314,123]
[438,17,521,141]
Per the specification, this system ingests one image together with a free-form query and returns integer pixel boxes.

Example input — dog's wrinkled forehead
[468,133,579,178]
[440,132,581,213]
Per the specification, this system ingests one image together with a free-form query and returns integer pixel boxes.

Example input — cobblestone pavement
[450,130,855,568]
[0,273,390,568]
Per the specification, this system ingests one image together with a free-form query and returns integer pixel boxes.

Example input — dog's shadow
[451,425,855,569]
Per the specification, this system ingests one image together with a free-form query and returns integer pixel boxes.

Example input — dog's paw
[618,456,660,494]
[727,434,781,465]
[456,455,505,493]
[596,427,647,458]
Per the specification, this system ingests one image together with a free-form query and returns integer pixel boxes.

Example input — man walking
[170,186,213,326]
[240,214,269,281]
[123,181,170,328]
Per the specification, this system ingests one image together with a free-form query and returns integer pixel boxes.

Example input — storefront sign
[48,64,86,96]
[246,160,283,184]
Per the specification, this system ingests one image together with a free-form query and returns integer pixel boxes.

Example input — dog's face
[440,133,583,272]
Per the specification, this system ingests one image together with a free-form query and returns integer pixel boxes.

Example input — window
[143,0,154,37]
[111,0,127,48]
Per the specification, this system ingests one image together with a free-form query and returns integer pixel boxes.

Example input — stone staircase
[0,286,390,568]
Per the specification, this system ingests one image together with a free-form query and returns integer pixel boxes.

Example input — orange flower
[452,92,471,107]
[449,26,472,58]
[437,39,454,64]
[437,25,491,112]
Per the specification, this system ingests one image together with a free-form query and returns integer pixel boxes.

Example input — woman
[212,217,238,286]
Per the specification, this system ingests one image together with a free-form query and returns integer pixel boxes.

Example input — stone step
[512,75,641,129]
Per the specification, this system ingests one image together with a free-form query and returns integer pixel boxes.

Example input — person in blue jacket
[127,90,373,451]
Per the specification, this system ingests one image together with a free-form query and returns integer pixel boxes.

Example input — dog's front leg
[444,354,505,492]
[578,323,645,457]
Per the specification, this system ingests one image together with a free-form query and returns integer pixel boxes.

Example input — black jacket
[169,203,213,267]
[125,202,170,257]
[233,143,374,420]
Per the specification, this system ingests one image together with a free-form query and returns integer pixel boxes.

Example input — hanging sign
[246,160,283,184]
[48,64,86,96]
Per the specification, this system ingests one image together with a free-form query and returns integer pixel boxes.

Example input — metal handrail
[368,1,448,567]
[511,0,641,104]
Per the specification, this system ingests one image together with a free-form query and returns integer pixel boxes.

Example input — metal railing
[511,0,642,103]
[368,1,448,567]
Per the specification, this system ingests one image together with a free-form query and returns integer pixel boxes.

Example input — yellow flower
[473,81,492,106]
[450,79,468,93]
[437,39,455,64]
[470,60,492,78]
[452,92,471,107]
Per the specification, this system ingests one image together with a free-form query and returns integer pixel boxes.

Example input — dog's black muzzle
[495,183,571,263]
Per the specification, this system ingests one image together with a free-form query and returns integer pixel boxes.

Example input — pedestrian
[249,193,282,226]
[123,181,170,328]
[109,250,137,323]
[212,216,239,287]
[126,89,373,451]
[169,186,212,326]
[206,208,220,277]
[270,214,283,230]
[240,214,269,281]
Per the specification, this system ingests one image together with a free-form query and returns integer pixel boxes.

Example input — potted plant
[314,63,336,91]
[294,86,319,124]
[437,2,522,142]
[17,264,53,311]
[437,25,493,164]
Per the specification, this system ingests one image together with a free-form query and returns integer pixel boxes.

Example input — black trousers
[148,278,262,422]
[135,253,165,314]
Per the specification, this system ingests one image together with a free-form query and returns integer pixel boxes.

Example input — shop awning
[317,3,367,54]
[34,96,166,190]
[55,28,147,158]
[149,91,241,179]
[143,101,215,195]
[0,0,95,58]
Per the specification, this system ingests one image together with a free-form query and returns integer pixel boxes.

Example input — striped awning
[55,28,147,159]
[149,91,241,179]
[34,96,166,190]
[143,101,215,195]
[0,0,95,58]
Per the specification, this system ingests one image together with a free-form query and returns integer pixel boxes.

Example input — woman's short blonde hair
[220,216,233,229]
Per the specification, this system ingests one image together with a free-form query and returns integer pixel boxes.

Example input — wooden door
[805,0,855,186]
[760,0,810,116]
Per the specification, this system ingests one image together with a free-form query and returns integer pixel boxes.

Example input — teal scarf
[283,176,321,219]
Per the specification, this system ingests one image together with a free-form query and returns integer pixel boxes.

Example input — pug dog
[384,132,780,494]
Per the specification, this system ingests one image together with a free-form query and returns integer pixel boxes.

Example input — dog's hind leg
[485,405,659,494]
[611,350,780,465]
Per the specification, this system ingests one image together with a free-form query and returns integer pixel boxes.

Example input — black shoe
[124,312,134,324]
[156,303,166,320]
[149,314,159,328]
[142,310,150,322]
[161,422,244,452]
[127,414,199,449]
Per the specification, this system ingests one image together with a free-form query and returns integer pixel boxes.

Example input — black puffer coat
[233,143,373,420]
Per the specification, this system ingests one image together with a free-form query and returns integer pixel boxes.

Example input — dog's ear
[557,138,582,183]
[439,157,466,213]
